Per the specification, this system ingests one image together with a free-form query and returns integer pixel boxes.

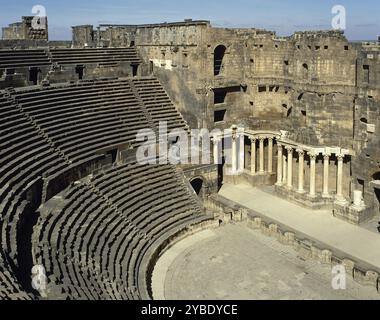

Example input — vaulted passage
[75,65,84,80]
[190,178,204,195]
[214,45,226,76]
[28,67,40,85]
[375,189,380,212]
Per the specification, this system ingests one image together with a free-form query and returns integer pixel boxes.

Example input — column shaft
[282,154,287,184]
[239,134,245,172]
[213,139,220,165]
[231,137,237,174]
[287,147,293,188]
[259,138,265,173]
[309,153,316,197]
[276,144,283,185]
[322,154,330,197]
[336,155,346,202]
[251,139,256,175]
[268,138,273,173]
[297,150,305,193]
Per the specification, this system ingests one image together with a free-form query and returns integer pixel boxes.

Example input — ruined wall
[72,25,95,47]
[2,17,48,41]
[129,24,361,146]
[2,23,24,40]
[128,22,264,129]
[132,22,209,129]
[352,50,380,216]
[126,22,380,218]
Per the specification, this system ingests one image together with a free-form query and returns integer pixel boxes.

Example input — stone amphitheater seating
[132,77,189,131]
[50,48,141,66]
[33,161,209,299]
[0,92,67,299]
[0,49,51,69]
[0,47,141,72]
[14,79,151,164]
[0,76,207,300]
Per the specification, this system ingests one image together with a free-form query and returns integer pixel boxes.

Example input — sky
[0,0,379,41]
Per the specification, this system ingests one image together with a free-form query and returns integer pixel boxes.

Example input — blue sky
[1,0,379,40]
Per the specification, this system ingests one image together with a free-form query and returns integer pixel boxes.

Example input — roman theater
[1,16,380,300]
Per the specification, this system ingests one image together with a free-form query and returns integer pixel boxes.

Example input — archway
[214,45,226,76]
[372,172,380,215]
[375,189,380,209]
[75,65,84,80]
[190,178,204,196]
[29,67,40,85]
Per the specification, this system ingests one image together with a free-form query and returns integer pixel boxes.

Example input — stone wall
[122,22,380,219]
[2,16,48,41]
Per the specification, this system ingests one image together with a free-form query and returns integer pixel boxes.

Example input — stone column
[286,147,293,189]
[239,133,245,173]
[336,154,347,203]
[268,137,273,173]
[352,190,364,209]
[231,135,237,174]
[213,138,220,165]
[97,27,101,47]
[297,149,305,193]
[250,138,256,175]
[282,154,287,184]
[322,153,331,197]
[309,152,317,197]
[259,137,265,173]
[276,143,283,185]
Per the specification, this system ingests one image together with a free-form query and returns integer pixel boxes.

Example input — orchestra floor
[153,223,380,300]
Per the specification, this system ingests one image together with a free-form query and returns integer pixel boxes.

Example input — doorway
[29,67,40,85]
[214,45,226,76]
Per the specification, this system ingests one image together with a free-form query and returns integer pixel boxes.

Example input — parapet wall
[207,194,380,293]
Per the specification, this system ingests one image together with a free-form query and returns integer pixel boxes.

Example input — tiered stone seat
[0,49,50,69]
[0,262,31,300]
[0,93,67,251]
[0,92,68,299]
[33,161,208,299]
[0,76,202,299]
[132,77,189,131]
[50,48,141,66]
[14,79,151,164]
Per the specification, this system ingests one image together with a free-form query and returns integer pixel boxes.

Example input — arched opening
[75,65,84,80]
[375,189,380,212]
[373,172,380,181]
[190,178,204,195]
[302,63,309,71]
[360,117,368,124]
[29,67,40,85]
[372,172,380,216]
[214,45,226,76]
[132,64,139,77]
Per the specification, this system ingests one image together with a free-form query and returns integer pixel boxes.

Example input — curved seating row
[0,76,194,299]
[14,79,151,164]
[132,77,189,131]
[0,49,50,69]
[33,161,208,299]
[0,47,141,71]
[0,92,68,299]
[50,48,141,65]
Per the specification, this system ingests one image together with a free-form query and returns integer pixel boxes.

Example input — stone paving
[161,224,380,300]
[219,184,380,270]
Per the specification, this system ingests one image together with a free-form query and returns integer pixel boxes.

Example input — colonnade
[275,144,348,202]
[212,128,350,204]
